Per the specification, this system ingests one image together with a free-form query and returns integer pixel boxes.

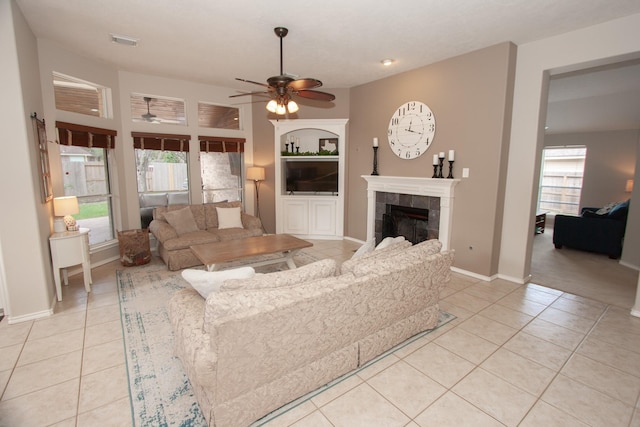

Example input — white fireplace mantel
[362,176,460,250]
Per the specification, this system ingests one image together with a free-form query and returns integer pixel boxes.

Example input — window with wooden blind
[132,132,190,194]
[55,122,118,246]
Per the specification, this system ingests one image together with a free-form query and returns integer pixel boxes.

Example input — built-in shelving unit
[272,119,348,239]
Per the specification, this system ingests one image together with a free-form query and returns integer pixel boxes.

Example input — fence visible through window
[538,146,587,215]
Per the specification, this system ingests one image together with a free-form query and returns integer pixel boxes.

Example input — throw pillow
[181,266,256,298]
[351,239,375,259]
[595,202,618,215]
[216,206,244,229]
[163,206,199,235]
[608,199,630,220]
[375,235,406,251]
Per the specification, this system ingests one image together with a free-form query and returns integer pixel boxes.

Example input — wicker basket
[118,229,151,266]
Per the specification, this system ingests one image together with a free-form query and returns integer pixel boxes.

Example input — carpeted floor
[531,225,638,309]
[117,253,455,427]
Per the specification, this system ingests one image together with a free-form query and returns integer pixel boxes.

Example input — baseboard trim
[7,307,53,324]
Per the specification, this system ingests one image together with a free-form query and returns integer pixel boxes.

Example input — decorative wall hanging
[31,112,53,202]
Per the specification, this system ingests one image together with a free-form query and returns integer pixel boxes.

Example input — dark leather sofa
[553,199,630,259]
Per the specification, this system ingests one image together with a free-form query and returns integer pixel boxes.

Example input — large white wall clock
[387,101,436,159]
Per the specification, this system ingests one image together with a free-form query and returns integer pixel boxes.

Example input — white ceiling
[15,0,640,134]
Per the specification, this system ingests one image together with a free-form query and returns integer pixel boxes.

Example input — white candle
[433,154,439,165]
[448,150,455,161]
[295,139,300,148]
[373,137,379,147]
[439,152,445,159]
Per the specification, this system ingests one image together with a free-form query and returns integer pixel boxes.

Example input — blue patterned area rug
[117,255,456,427]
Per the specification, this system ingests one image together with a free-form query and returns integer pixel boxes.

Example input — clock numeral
[415,149,421,157]
[428,124,435,131]
[391,117,400,126]
[406,151,411,159]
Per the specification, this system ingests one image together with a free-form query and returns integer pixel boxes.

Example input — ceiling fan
[230,27,335,115]
[141,97,159,122]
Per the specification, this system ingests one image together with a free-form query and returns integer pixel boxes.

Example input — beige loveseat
[168,239,453,427]
[148,201,263,270]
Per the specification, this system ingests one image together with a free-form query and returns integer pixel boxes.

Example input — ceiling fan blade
[288,78,322,91]
[295,90,335,101]
[229,91,270,98]
[236,77,270,88]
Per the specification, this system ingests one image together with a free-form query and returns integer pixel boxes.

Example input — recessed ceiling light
[381,59,395,66]
[110,33,138,47]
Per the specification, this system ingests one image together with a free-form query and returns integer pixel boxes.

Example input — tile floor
[0,239,639,427]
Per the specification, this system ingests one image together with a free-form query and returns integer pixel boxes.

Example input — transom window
[131,94,187,125]
[198,102,240,130]
[53,72,112,118]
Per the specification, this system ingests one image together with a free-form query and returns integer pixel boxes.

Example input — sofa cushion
[375,236,406,251]
[204,201,242,229]
[608,199,629,220]
[351,239,375,259]
[340,240,412,274]
[350,239,442,277]
[163,230,220,251]
[163,206,199,235]
[221,258,337,291]
[182,266,256,298]
[217,207,244,229]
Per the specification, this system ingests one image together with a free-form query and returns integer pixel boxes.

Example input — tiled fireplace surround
[363,176,460,250]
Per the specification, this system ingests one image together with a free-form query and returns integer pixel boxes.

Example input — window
[56,122,117,246]
[53,72,111,118]
[131,94,186,125]
[198,102,240,130]
[199,137,245,203]
[133,132,190,194]
[538,146,587,215]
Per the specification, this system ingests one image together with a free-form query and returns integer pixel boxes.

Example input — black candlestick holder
[447,160,454,178]
[371,146,379,175]
[296,146,300,153]
[432,164,438,178]
[285,143,289,152]
[438,157,445,178]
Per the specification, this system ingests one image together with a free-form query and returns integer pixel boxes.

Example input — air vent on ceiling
[110,34,138,47]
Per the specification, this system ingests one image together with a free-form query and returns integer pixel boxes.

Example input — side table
[49,228,92,301]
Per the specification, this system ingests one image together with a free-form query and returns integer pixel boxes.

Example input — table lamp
[53,196,80,231]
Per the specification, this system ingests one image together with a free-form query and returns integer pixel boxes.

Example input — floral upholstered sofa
[168,238,453,427]
[148,201,263,270]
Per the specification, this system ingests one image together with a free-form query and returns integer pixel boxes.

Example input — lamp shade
[246,167,265,181]
[53,196,79,216]
[626,179,634,193]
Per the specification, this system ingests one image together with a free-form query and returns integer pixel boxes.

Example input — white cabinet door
[282,199,309,235]
[309,200,337,236]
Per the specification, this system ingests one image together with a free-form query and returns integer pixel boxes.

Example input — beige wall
[544,130,638,208]
[0,1,55,320]
[347,43,517,277]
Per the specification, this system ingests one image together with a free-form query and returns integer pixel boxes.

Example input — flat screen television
[285,160,338,194]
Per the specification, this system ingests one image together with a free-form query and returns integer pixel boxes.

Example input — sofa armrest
[553,214,626,258]
[148,219,178,243]
[241,213,263,231]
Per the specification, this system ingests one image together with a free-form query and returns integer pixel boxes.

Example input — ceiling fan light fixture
[287,100,299,113]
[275,103,287,115]
[266,99,278,113]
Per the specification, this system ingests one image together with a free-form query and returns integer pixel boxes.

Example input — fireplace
[363,176,459,250]
[382,204,431,244]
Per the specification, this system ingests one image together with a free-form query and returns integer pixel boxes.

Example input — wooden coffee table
[190,234,313,271]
